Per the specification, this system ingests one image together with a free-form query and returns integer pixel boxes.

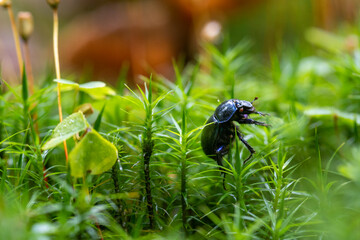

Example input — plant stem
[180,106,188,233]
[95,222,104,240]
[21,38,44,185]
[52,8,68,162]
[142,79,156,229]
[315,128,323,191]
[23,41,34,94]
[53,8,61,83]
[181,156,187,230]
[111,160,125,227]
[17,65,30,187]
[143,122,154,229]
[22,39,40,136]
[7,5,23,77]
[272,148,285,240]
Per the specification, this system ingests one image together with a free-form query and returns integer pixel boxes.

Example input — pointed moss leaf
[94,104,106,131]
[42,112,88,150]
[69,130,118,178]
[22,65,28,102]
[80,86,116,99]
[79,81,106,89]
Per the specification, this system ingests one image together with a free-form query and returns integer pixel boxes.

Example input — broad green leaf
[53,79,115,99]
[42,112,88,150]
[53,79,79,92]
[69,130,118,178]
[54,79,79,86]
[79,81,106,89]
[80,86,116,99]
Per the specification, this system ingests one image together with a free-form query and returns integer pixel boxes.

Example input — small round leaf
[69,130,118,178]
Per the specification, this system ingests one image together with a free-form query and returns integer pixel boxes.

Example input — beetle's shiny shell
[201,115,218,158]
[214,100,237,123]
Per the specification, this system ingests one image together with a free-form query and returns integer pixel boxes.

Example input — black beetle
[201,98,269,188]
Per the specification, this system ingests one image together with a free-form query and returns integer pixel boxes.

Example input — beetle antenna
[251,97,258,104]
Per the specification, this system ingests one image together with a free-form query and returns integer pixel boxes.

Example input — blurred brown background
[0,0,359,85]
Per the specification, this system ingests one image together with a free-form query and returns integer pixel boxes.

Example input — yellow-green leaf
[53,79,115,99]
[42,112,88,150]
[69,130,118,178]
[54,78,78,85]
[80,86,116,99]
[79,81,106,89]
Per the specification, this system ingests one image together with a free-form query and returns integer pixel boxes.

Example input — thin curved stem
[23,41,34,94]
[53,9,61,82]
[52,8,68,161]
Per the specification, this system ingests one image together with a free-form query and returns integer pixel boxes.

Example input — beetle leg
[215,146,227,190]
[238,118,269,126]
[236,128,255,163]
[215,146,228,166]
[216,155,227,190]
[255,111,269,116]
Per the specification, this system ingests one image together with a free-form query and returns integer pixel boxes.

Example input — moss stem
[23,41,34,94]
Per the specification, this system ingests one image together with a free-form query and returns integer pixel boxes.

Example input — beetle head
[235,99,256,114]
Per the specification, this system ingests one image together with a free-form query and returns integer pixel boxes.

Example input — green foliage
[42,111,88,150]
[1,32,360,239]
[41,110,118,178]
[54,79,116,99]
[69,130,118,178]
